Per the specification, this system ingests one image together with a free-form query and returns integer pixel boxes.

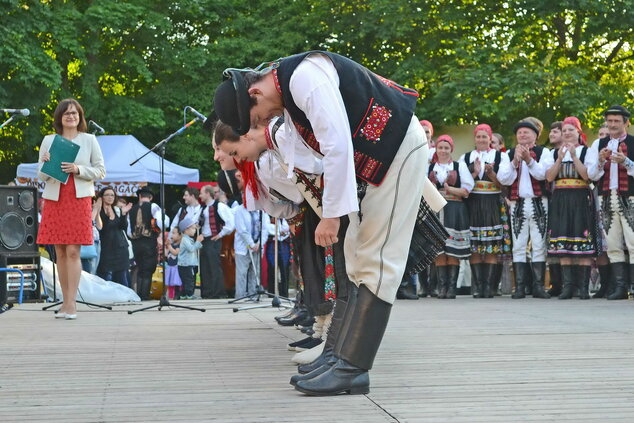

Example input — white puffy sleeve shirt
[288,53,359,218]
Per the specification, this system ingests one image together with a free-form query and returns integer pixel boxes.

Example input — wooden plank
[1,297,634,422]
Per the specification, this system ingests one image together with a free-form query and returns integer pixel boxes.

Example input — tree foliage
[1,0,632,182]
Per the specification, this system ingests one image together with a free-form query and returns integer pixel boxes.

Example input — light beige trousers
[344,116,429,304]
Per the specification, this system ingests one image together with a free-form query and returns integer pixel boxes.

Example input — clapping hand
[599,147,612,164]
[122,202,133,215]
[612,145,627,164]
[473,157,482,175]
[484,163,495,176]
[196,233,204,243]
[520,145,532,163]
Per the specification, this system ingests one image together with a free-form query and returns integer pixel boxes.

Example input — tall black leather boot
[524,263,533,296]
[418,267,430,297]
[512,262,528,299]
[531,262,550,299]
[607,262,628,300]
[482,263,496,298]
[436,266,448,299]
[578,265,591,300]
[558,265,575,299]
[470,263,482,298]
[446,265,459,299]
[294,284,391,396]
[138,276,152,300]
[429,264,439,297]
[548,263,562,296]
[493,263,503,296]
[593,265,611,298]
[291,282,358,384]
[297,297,346,375]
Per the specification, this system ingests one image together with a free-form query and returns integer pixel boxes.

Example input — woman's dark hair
[53,98,88,134]
[550,121,562,131]
[213,121,240,146]
[98,186,118,209]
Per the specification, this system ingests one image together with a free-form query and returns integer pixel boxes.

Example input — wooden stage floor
[2,297,634,422]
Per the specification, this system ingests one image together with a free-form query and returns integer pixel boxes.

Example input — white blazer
[37,132,106,201]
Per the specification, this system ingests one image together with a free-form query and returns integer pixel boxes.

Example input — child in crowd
[165,227,182,299]
[177,216,203,300]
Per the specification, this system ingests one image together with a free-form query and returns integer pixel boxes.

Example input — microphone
[1,108,29,116]
[186,106,207,123]
[89,120,105,134]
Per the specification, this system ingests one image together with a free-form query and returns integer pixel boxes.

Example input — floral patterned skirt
[37,174,93,245]
[467,193,511,255]
[548,187,598,257]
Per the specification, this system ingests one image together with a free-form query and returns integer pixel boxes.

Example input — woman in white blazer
[36,98,106,320]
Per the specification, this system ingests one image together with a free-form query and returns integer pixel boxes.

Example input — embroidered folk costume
[498,120,553,299]
[547,117,599,299]
[588,105,634,300]
[213,51,434,396]
[428,135,474,298]
[461,124,511,298]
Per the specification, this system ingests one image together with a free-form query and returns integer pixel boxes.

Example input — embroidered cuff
[624,157,634,170]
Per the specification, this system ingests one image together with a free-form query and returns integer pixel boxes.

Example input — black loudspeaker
[0,185,38,257]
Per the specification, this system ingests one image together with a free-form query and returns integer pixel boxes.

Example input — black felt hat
[604,105,631,119]
[210,70,251,135]
[136,186,154,198]
[513,120,540,136]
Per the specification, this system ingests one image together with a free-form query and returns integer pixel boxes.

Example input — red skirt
[37,174,93,245]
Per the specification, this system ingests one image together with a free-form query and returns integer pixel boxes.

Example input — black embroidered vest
[507,145,546,200]
[597,134,634,196]
[274,51,419,186]
[129,202,157,239]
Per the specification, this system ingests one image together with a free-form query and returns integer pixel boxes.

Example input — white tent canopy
[16,135,199,186]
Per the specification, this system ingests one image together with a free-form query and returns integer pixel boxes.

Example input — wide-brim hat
[208,69,251,135]
[137,186,154,197]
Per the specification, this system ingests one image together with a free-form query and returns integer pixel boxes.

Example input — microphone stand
[232,218,293,312]
[128,118,205,314]
[0,114,18,129]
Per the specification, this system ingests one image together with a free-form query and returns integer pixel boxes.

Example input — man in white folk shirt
[588,105,634,300]
[198,184,235,299]
[498,119,553,299]
[211,50,429,395]
[170,186,202,232]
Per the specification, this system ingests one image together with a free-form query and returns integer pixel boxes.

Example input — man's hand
[315,217,340,247]
[613,145,627,164]
[599,147,612,164]
[521,145,532,164]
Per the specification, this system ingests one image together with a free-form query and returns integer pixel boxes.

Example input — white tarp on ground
[15,134,199,191]
[40,257,140,303]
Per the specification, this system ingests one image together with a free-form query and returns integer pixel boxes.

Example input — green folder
[40,134,81,184]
